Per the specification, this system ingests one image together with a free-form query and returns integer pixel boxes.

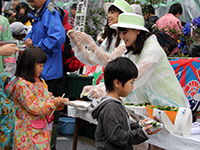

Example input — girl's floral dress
[0,72,15,150]
[7,77,56,150]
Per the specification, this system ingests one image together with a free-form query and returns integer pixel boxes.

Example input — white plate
[64,100,93,110]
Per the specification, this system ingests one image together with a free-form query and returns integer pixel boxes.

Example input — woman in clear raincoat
[69,12,189,108]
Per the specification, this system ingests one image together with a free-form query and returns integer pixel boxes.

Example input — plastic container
[146,106,178,124]
[58,117,75,135]
[63,74,94,99]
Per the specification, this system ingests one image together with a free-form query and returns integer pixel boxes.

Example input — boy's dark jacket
[92,96,148,150]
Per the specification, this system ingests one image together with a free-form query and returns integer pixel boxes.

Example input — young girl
[5,46,68,150]
[68,0,133,98]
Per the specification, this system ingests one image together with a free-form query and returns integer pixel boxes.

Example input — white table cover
[68,106,200,150]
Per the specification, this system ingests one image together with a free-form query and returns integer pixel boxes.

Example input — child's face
[118,78,135,97]
[35,63,44,77]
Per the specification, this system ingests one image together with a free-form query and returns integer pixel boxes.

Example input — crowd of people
[0,0,195,149]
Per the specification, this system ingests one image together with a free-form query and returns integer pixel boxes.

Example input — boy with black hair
[92,57,161,150]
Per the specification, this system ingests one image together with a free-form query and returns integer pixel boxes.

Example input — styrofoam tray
[125,105,148,116]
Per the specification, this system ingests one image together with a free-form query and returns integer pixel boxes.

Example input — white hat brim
[110,23,149,32]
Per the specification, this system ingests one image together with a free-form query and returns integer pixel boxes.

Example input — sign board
[74,0,88,32]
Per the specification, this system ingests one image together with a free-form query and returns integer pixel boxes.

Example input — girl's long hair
[16,46,47,83]
[106,5,122,51]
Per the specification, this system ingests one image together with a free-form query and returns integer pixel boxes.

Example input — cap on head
[10,22,28,35]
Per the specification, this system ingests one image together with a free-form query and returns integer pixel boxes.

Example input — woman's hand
[0,44,19,56]
[67,30,84,51]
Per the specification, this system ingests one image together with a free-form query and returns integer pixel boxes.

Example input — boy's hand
[141,119,162,135]
[145,125,162,135]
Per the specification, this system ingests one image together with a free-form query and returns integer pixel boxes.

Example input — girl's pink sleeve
[14,82,56,115]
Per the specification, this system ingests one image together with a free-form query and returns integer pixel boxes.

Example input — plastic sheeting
[138,0,200,23]
[3,0,200,23]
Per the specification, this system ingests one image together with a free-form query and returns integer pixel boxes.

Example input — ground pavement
[56,133,96,150]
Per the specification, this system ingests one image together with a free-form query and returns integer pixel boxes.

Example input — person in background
[68,3,77,28]
[24,0,66,149]
[10,21,28,60]
[142,5,159,32]
[92,57,161,150]
[0,15,16,76]
[10,21,28,41]
[15,2,34,26]
[156,3,183,55]
[3,0,19,24]
[5,46,68,149]
[62,9,84,73]
[0,15,13,41]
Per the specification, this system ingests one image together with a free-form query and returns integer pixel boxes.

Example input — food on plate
[143,120,163,131]
[147,105,179,111]
[125,102,151,107]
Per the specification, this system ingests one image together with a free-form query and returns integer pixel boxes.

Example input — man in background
[156,3,183,56]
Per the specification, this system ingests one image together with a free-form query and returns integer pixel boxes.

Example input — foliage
[85,7,107,41]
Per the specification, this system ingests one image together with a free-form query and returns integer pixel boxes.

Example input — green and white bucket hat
[110,13,149,32]
[103,0,133,14]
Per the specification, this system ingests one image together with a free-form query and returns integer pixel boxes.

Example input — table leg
[72,118,80,150]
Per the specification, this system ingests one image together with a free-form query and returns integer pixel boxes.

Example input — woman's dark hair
[104,57,138,92]
[118,27,151,55]
[106,5,123,51]
[168,3,182,16]
[16,2,28,13]
[16,46,47,83]
[15,2,33,24]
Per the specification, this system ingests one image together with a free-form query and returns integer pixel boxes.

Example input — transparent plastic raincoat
[126,35,189,108]
[70,31,189,108]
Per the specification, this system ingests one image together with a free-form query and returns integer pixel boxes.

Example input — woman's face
[107,10,120,26]
[119,28,140,47]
